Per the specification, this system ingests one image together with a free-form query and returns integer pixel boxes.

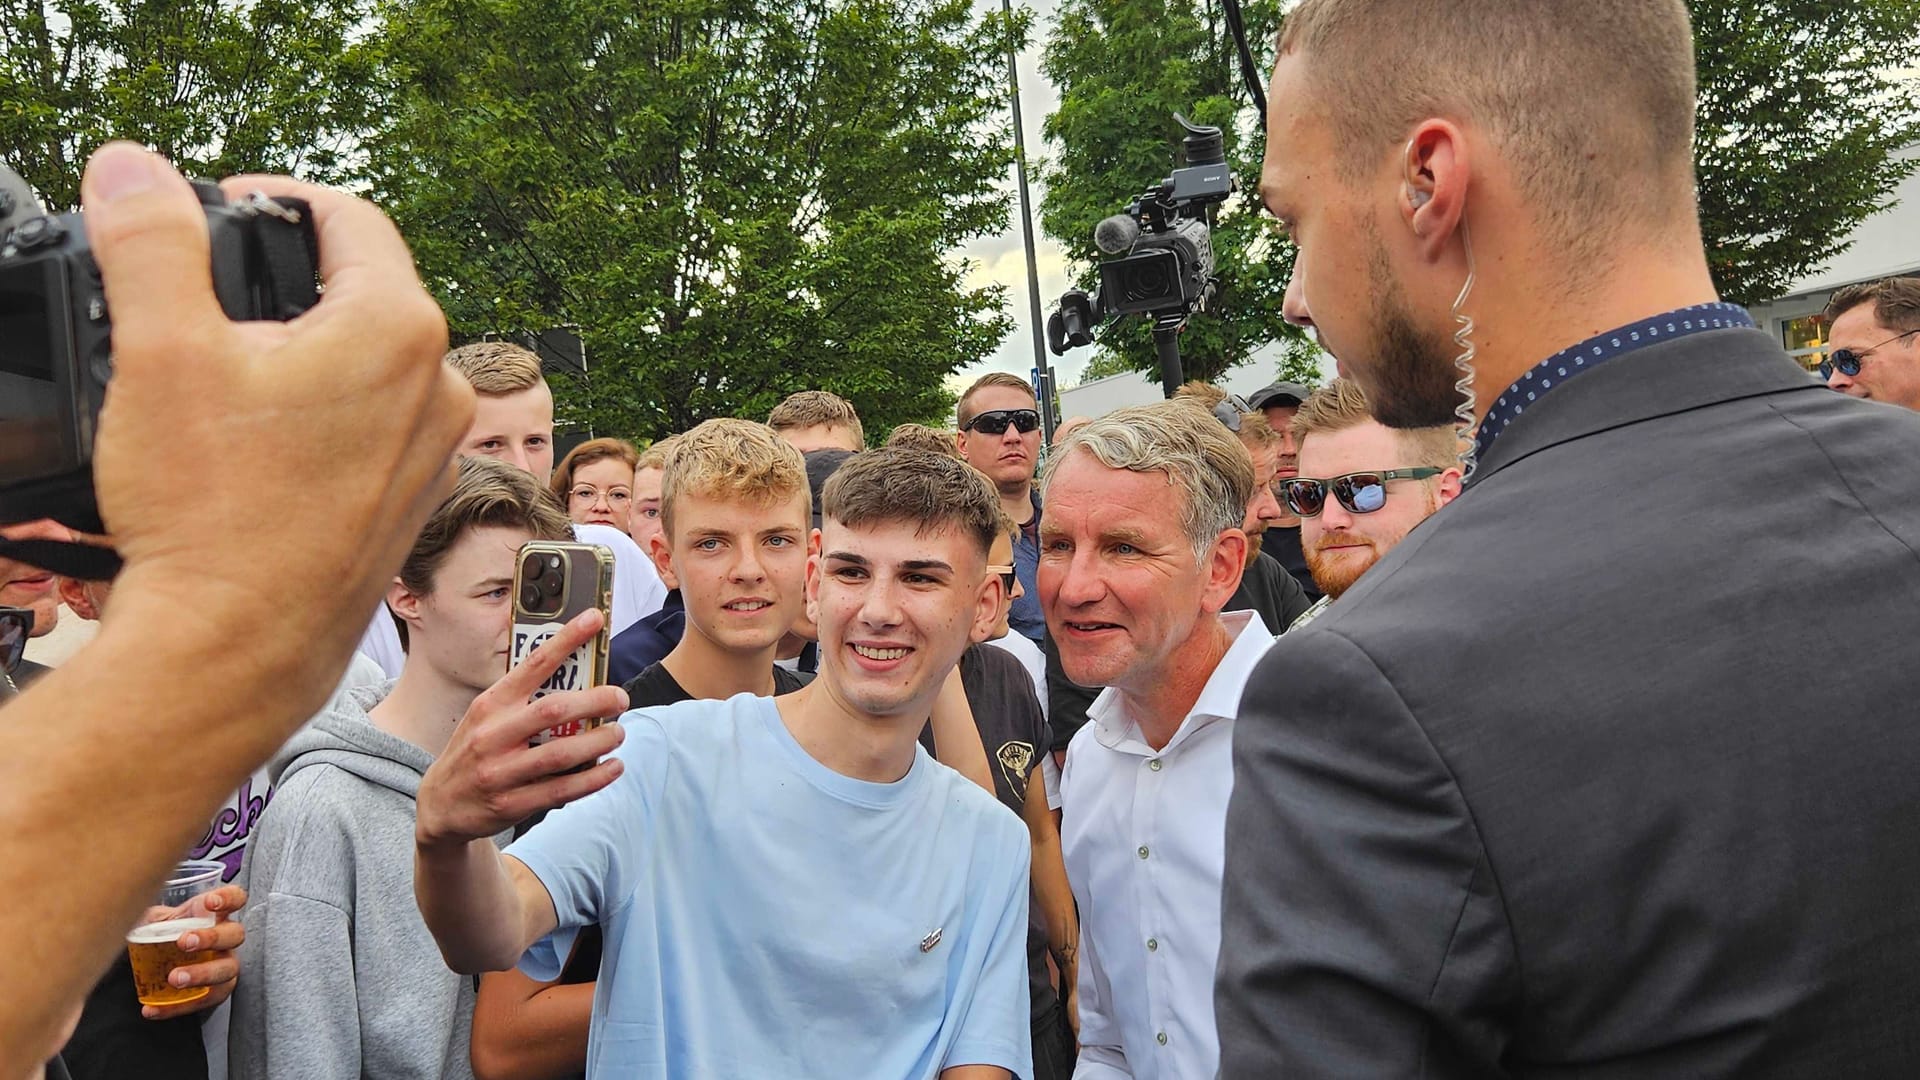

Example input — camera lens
[547,555,562,570]
[520,584,542,610]
[521,553,544,580]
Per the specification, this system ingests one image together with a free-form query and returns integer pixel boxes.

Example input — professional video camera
[0,163,320,576]
[1046,114,1233,395]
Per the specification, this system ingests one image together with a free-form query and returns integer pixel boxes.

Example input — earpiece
[1409,188,1431,209]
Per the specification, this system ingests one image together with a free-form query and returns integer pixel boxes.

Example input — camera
[0,163,321,537]
[519,552,569,616]
[1047,113,1233,361]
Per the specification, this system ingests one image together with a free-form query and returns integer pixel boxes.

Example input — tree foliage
[0,0,379,210]
[1039,0,1317,387]
[366,0,1024,441]
[1691,0,1920,305]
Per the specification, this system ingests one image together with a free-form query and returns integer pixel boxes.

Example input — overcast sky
[953,0,1080,390]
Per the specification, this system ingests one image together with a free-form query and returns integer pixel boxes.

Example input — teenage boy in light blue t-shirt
[414,448,1034,1079]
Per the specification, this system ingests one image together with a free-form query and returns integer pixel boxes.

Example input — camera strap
[0,537,122,582]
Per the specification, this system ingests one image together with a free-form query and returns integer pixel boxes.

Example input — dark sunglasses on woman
[962,408,1041,436]
[1280,468,1444,517]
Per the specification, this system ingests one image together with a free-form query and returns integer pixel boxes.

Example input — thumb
[79,143,226,365]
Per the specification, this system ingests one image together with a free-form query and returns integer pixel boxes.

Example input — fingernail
[86,143,163,203]
[170,970,189,987]
[143,1006,158,1020]
[178,934,198,950]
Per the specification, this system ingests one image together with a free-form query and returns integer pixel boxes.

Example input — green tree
[1040,0,1317,387]
[1692,0,1920,305]
[367,0,1024,441]
[0,0,380,210]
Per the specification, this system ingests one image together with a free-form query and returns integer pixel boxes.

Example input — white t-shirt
[357,522,666,677]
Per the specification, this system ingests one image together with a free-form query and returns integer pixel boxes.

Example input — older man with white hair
[1040,400,1273,1080]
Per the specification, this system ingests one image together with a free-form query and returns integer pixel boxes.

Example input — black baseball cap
[1247,381,1312,410]
[804,449,857,529]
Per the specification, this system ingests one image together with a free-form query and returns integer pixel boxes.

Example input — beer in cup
[125,858,225,1008]
[127,916,218,1007]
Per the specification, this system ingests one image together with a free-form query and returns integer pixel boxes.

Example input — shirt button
[1157,1032,1169,1046]
[1137,845,1150,860]
[1146,938,1158,951]
[1148,759,1162,772]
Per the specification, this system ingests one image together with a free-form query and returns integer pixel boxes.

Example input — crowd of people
[9,0,1920,1077]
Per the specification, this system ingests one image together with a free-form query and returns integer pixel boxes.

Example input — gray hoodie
[228,684,487,1080]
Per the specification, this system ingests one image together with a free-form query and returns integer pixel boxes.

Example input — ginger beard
[1302,483,1438,599]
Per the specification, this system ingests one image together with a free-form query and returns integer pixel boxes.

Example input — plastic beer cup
[126,859,225,1008]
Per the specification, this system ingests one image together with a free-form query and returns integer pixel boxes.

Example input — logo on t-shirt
[995,740,1034,800]
[919,927,943,953]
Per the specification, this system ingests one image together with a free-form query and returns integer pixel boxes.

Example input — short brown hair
[1048,400,1253,555]
[393,456,571,649]
[820,448,1001,559]
[957,372,1038,429]
[1291,378,1457,469]
[767,390,865,446]
[885,423,961,457]
[1172,381,1277,451]
[1278,0,1698,269]
[660,419,809,537]
[635,434,683,474]
[1825,276,1920,335]
[443,342,546,396]
[549,437,640,505]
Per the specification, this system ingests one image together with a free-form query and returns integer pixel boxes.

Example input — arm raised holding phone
[415,609,629,974]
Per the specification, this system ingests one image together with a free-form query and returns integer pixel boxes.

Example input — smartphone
[510,540,615,744]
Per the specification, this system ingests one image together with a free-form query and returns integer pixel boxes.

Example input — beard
[1243,526,1265,569]
[1359,225,1463,429]
[1304,533,1377,599]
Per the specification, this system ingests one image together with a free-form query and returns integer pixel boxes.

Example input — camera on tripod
[1046,113,1233,393]
[0,163,320,553]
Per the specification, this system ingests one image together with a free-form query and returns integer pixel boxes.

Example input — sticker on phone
[511,620,595,744]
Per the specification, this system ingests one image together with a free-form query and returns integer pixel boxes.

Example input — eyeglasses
[1820,329,1920,379]
[984,563,1017,594]
[569,485,632,507]
[1281,469,1444,517]
[1210,393,1254,433]
[0,606,34,675]
[962,409,1041,436]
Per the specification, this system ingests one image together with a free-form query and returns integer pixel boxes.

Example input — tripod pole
[1153,322,1184,399]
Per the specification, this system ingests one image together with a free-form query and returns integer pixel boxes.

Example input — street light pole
[1000,0,1058,443]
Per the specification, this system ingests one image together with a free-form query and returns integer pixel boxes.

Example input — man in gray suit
[1218,1,1920,1077]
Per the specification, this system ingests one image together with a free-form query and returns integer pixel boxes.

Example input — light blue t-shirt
[506,693,1034,1079]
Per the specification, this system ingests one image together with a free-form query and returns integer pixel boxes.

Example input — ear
[386,578,426,636]
[969,563,1003,645]
[1201,529,1250,614]
[1434,466,1466,510]
[57,577,99,621]
[804,529,824,624]
[647,529,679,591]
[1402,120,1470,263]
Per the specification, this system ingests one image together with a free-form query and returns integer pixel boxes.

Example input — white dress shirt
[1060,610,1276,1080]
[356,521,667,677]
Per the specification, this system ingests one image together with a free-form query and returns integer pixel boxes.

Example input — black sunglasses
[1281,468,1444,517]
[0,606,34,676]
[1821,329,1920,380]
[963,409,1041,436]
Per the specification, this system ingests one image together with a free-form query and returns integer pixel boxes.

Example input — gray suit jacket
[1217,329,1920,1078]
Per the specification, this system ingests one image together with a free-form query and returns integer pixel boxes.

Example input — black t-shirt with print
[920,644,1057,1023]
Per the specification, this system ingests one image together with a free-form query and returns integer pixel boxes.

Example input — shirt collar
[1087,610,1275,756]
[1474,303,1756,468]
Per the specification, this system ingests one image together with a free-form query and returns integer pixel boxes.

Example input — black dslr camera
[0,163,320,548]
[1046,114,1234,385]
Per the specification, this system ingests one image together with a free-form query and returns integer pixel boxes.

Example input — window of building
[1783,313,1827,372]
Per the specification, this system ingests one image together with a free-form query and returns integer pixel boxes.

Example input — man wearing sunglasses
[956,373,1048,645]
[1283,380,1461,608]
[1821,277,1920,410]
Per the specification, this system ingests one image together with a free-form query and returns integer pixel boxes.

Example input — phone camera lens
[520,584,542,610]
[547,555,563,570]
